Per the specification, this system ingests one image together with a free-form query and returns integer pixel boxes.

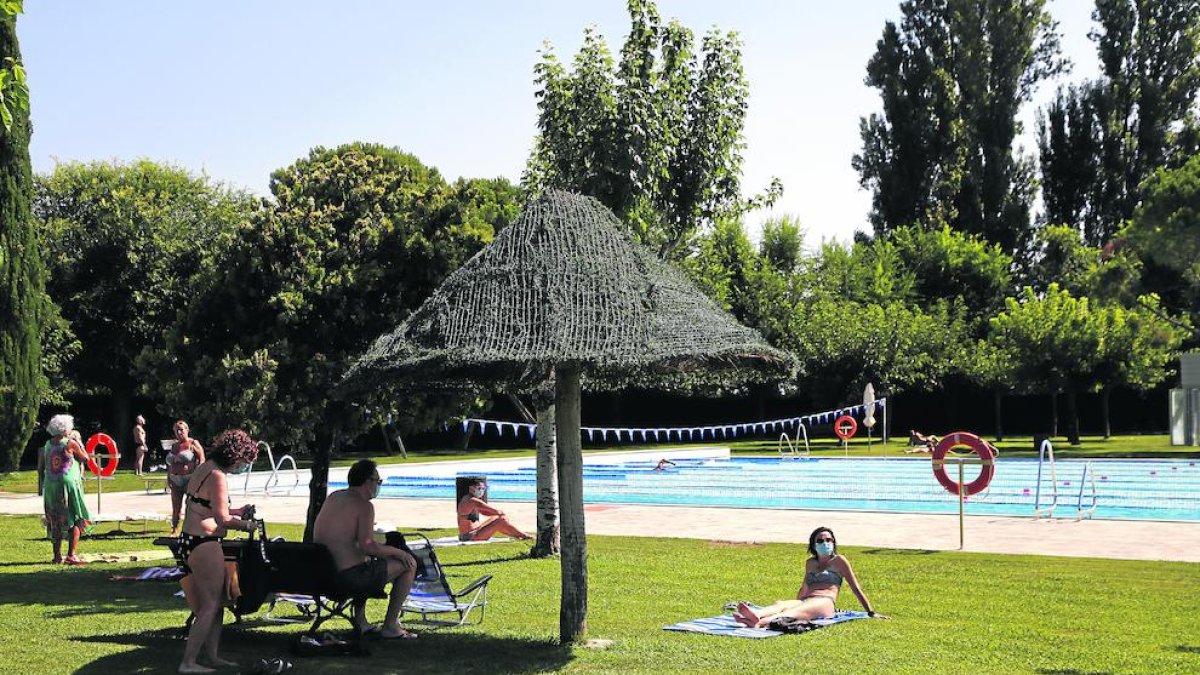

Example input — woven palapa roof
[340,190,795,393]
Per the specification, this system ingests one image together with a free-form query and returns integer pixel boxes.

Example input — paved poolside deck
[2,488,1197,562]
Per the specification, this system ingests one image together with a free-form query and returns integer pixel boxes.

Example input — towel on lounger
[664,609,870,639]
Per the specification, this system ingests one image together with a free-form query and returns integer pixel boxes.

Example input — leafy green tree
[1037,83,1105,243]
[0,12,40,470]
[35,160,256,453]
[526,0,780,261]
[138,143,520,539]
[988,285,1103,445]
[890,224,1013,319]
[854,0,1063,257]
[758,215,804,275]
[1123,153,1200,332]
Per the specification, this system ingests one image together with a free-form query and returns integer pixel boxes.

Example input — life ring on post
[85,433,120,477]
[931,431,994,496]
[833,415,858,440]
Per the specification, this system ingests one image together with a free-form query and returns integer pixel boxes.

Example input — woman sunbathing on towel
[733,527,888,628]
[456,479,531,541]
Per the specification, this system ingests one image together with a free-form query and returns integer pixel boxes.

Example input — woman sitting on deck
[733,527,887,627]
[456,478,531,542]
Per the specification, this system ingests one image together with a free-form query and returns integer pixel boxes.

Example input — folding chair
[399,532,493,627]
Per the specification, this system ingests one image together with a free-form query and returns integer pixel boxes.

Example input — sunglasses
[815,537,834,543]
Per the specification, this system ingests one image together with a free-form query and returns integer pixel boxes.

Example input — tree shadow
[1176,645,1200,654]
[441,553,533,570]
[1035,670,1113,675]
[857,548,939,555]
[72,626,574,674]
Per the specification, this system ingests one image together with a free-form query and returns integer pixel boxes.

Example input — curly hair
[46,414,74,437]
[209,429,259,469]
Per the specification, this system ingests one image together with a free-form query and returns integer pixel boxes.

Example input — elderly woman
[167,419,205,534]
[733,526,888,627]
[36,414,93,565]
[177,429,258,674]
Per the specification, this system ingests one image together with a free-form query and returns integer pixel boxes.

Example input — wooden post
[555,363,587,643]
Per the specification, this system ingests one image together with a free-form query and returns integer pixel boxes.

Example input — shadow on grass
[73,625,574,674]
[1034,670,1113,675]
[0,565,181,616]
[442,553,533,570]
[1176,645,1200,654]
[858,548,939,555]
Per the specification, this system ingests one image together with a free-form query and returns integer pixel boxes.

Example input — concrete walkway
[3,489,1197,562]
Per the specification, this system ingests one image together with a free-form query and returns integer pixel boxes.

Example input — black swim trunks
[334,557,388,596]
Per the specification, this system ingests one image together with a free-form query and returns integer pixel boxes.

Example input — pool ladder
[1034,439,1099,520]
[239,441,301,495]
[777,425,811,459]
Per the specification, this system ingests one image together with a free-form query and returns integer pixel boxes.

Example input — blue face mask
[815,541,835,557]
[372,482,382,499]
[230,462,252,475]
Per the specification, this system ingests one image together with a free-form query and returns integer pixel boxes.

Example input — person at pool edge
[733,526,888,627]
[313,459,418,638]
[456,478,531,541]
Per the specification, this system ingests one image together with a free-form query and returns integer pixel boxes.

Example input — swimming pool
[353,456,1200,522]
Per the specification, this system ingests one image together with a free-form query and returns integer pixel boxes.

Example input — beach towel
[664,610,870,639]
[109,566,184,581]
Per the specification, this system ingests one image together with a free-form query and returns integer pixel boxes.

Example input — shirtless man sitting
[313,459,417,638]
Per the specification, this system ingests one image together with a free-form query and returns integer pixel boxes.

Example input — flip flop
[246,657,293,674]
[376,627,418,640]
[64,556,87,566]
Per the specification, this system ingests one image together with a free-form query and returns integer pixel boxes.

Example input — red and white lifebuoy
[833,415,858,440]
[85,433,120,477]
[931,431,995,496]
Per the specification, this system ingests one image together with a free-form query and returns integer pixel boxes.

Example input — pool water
[355,457,1200,522]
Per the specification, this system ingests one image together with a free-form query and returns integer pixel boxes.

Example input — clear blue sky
[20,1,1099,245]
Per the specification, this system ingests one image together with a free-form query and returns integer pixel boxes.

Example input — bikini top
[805,566,843,588]
[186,471,226,511]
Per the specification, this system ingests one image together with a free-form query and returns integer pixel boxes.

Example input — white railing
[777,426,811,459]
[1033,438,1058,519]
[239,441,301,496]
[1076,461,1098,520]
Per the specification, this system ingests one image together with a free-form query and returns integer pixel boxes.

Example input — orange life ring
[931,431,995,496]
[85,433,120,477]
[833,415,858,440]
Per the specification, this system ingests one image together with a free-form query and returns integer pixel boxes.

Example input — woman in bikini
[734,526,888,627]
[456,479,531,542]
[176,429,258,674]
[167,420,205,534]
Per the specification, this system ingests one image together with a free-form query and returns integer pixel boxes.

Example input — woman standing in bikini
[167,420,205,534]
[734,526,888,627]
[176,429,258,674]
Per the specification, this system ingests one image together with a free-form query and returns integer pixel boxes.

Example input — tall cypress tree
[0,13,42,471]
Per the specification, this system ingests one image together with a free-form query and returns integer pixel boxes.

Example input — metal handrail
[241,441,301,495]
[777,425,811,459]
[1076,461,1098,520]
[1033,438,1058,519]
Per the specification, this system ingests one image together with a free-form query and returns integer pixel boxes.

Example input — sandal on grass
[64,556,87,566]
[245,657,293,674]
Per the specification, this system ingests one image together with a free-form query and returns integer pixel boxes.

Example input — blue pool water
[356,457,1200,521]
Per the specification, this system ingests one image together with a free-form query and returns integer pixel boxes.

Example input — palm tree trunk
[555,363,586,643]
[531,402,560,558]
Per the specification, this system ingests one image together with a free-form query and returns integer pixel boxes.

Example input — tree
[854,0,1064,257]
[138,144,520,540]
[526,0,780,261]
[758,215,804,275]
[1123,153,1200,333]
[890,224,1012,319]
[988,285,1102,445]
[0,11,40,470]
[1037,83,1105,243]
[35,160,256,455]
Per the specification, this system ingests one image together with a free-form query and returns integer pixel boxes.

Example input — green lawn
[0,514,1196,674]
[1,434,1195,495]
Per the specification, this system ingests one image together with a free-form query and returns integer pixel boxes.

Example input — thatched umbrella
[340,190,794,643]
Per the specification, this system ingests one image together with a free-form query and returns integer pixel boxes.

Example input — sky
[19,1,1101,246]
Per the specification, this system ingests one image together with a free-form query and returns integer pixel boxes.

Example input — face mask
[230,462,252,475]
[371,482,382,499]
[815,541,835,557]
[469,486,485,498]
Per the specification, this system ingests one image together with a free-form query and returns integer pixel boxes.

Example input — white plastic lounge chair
[399,532,493,627]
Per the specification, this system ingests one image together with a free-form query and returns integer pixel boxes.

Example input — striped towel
[664,609,870,639]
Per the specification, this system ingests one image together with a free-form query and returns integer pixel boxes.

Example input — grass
[2,434,1195,495]
[0,514,1196,674]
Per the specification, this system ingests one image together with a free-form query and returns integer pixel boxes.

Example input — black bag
[767,616,821,633]
[383,531,427,578]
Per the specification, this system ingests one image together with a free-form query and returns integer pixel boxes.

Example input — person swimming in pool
[653,458,677,471]
[733,526,888,627]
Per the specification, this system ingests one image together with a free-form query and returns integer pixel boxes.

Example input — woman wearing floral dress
[36,414,93,565]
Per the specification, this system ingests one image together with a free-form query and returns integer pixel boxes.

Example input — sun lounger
[399,532,492,627]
